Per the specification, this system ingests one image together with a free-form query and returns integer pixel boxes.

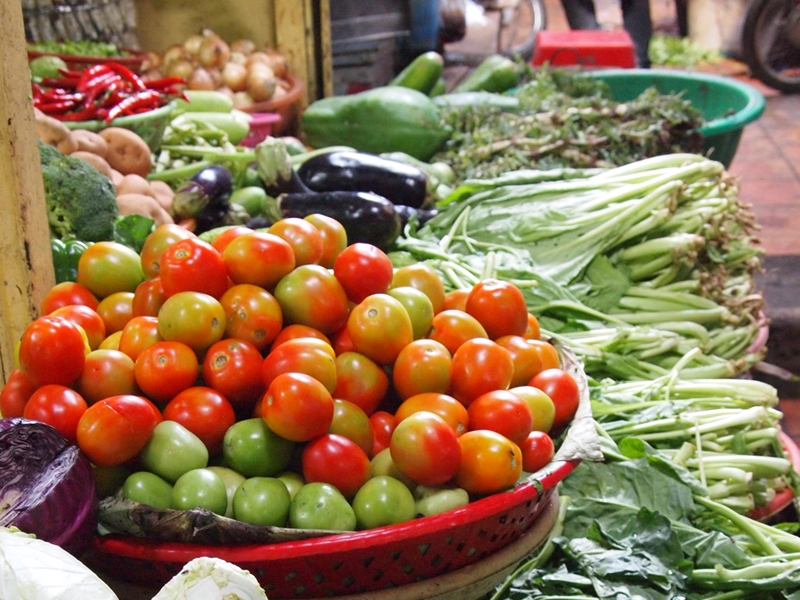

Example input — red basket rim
[93,459,578,563]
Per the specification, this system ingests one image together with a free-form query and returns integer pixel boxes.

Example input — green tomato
[222,418,295,477]
[172,468,228,515]
[510,385,556,434]
[289,482,357,531]
[230,186,270,218]
[206,465,247,518]
[414,484,470,517]
[277,470,305,500]
[352,475,416,530]
[370,447,417,492]
[140,420,209,484]
[122,471,174,509]
[233,477,292,526]
[387,286,434,340]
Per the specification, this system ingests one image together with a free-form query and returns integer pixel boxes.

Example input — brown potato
[109,169,125,186]
[116,173,157,199]
[99,127,152,178]
[71,151,114,179]
[148,180,176,212]
[71,129,109,159]
[116,193,174,227]
[34,113,77,155]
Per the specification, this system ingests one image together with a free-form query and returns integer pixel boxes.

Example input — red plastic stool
[532,30,636,68]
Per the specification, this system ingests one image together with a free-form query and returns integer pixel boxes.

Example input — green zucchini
[389,51,445,95]
[428,77,447,97]
[172,90,235,113]
[173,111,250,144]
[433,91,520,110]
[452,54,521,94]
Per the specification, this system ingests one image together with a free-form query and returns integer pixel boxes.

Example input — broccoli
[38,140,119,241]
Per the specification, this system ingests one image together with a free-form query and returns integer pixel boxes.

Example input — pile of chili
[32,62,185,123]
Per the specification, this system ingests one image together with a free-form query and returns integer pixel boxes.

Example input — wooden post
[0,0,55,384]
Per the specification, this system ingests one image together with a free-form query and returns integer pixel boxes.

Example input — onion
[165,58,195,80]
[246,64,277,102]
[232,90,254,109]
[198,34,231,69]
[141,50,162,71]
[207,66,223,88]
[188,66,216,91]
[229,51,248,66]
[261,48,288,79]
[183,33,205,56]
[162,43,186,67]
[0,418,97,555]
[221,61,248,92]
[230,38,257,56]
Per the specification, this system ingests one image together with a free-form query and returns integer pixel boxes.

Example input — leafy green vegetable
[113,214,156,254]
[27,40,129,57]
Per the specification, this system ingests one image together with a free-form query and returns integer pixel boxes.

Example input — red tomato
[394,392,468,436]
[270,324,331,351]
[333,243,394,303]
[131,277,168,317]
[392,339,452,400]
[465,279,528,340]
[210,225,254,254]
[449,338,514,407]
[49,304,106,351]
[96,291,134,335]
[76,394,162,466]
[18,315,87,387]
[529,368,580,430]
[157,291,227,353]
[332,351,389,415]
[163,386,236,456]
[304,213,348,268]
[347,294,414,365]
[443,288,470,312]
[203,339,266,411]
[273,264,350,335]
[456,430,522,495]
[40,281,99,315]
[261,372,334,442]
[301,433,371,500]
[328,399,374,456]
[77,241,145,299]
[159,237,229,299]
[523,313,541,340]
[330,325,356,355]
[391,264,446,314]
[427,309,488,356]
[520,430,555,473]
[467,389,533,445]
[0,369,36,418]
[134,341,200,404]
[389,411,461,486]
[368,410,396,458]
[23,384,88,443]
[139,223,196,279]
[268,217,324,266]
[117,315,162,362]
[75,348,138,405]
[262,337,337,395]
[222,231,296,289]
[495,335,545,387]
[526,340,561,371]
[219,284,283,352]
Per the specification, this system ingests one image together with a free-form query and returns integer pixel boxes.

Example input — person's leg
[620,0,652,67]
[559,0,601,30]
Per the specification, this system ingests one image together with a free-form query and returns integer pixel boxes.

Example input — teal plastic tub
[585,68,766,167]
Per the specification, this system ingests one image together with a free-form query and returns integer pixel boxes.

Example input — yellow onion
[221,61,248,92]
[230,38,257,56]
[198,34,231,69]
[183,33,205,56]
[165,58,194,80]
[187,66,216,91]
[246,64,277,102]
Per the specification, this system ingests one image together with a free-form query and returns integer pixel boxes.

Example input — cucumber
[389,51,445,95]
[172,90,234,114]
[452,54,521,94]
[433,91,521,110]
[428,77,447,97]
[174,111,250,144]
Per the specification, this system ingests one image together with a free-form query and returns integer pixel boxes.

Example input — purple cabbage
[0,418,97,555]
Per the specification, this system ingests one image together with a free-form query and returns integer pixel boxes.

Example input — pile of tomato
[0,216,581,532]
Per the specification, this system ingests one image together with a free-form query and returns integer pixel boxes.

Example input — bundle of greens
[392,153,765,381]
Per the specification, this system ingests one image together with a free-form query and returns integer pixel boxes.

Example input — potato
[116,173,157,199]
[109,169,125,186]
[34,112,77,155]
[148,180,176,212]
[71,129,109,159]
[71,151,114,179]
[116,193,174,227]
[99,127,152,177]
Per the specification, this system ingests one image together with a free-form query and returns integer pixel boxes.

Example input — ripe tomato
[261,372,334,442]
[495,335,545,387]
[443,288,470,312]
[392,339,452,400]
[333,351,389,416]
[449,338,514,407]
[524,313,541,340]
[301,433,371,500]
[270,324,331,350]
[333,242,394,303]
[203,339,266,411]
[139,223,195,279]
[159,237,229,299]
[75,348,138,405]
[520,430,555,473]
[163,386,236,456]
[40,281,99,315]
[18,315,87,387]
[305,213,348,268]
[23,384,88,443]
[209,225,253,254]
[49,304,106,351]
[526,339,561,371]
[465,279,528,340]
[157,291,227,353]
[134,340,200,404]
[529,368,580,430]
[0,369,36,418]
[274,264,350,335]
[387,286,434,340]
[99,330,123,350]
[268,217,324,266]
[347,294,414,365]
[96,291,135,335]
[131,277,168,317]
[77,241,145,299]
[368,410,396,458]
[390,411,461,486]
[222,231,296,289]
[117,315,162,362]
[427,309,488,356]
[456,430,522,495]
[330,325,356,355]
[391,264,446,314]
[262,337,337,395]
[76,394,162,466]
[219,284,283,352]
[394,392,468,436]
[328,399,374,456]
[467,389,533,445]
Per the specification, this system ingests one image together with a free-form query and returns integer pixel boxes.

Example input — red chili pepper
[104,89,161,122]
[106,62,146,91]
[31,83,44,101]
[37,98,80,115]
[40,76,78,89]
[76,64,115,92]
[143,76,186,90]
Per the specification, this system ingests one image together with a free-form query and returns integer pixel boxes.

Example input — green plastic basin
[585,68,766,167]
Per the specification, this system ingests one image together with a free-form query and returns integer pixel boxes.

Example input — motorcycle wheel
[741,0,800,94]
[497,0,547,60]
